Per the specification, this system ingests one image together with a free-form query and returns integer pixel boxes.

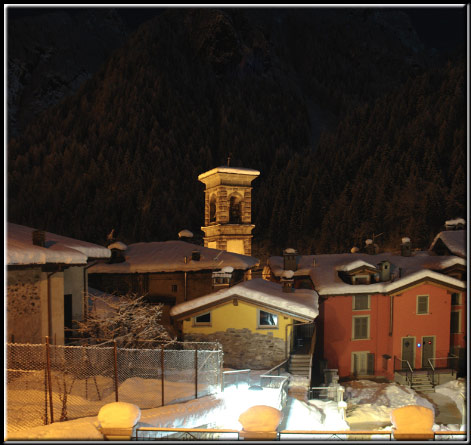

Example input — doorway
[422,336,435,368]
[401,337,415,370]
[293,323,314,354]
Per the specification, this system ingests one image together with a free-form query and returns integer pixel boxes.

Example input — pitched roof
[170,278,318,321]
[268,251,466,296]
[88,240,259,274]
[7,223,111,266]
[429,230,466,258]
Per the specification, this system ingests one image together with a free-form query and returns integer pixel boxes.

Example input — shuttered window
[353,316,369,340]
[353,295,370,310]
[352,352,374,375]
[417,295,429,314]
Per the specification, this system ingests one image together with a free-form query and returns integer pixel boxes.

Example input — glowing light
[417,343,421,348]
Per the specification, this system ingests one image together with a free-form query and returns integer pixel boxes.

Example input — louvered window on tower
[417,295,429,314]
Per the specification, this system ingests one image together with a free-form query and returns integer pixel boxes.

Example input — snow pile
[239,405,283,432]
[435,379,466,417]
[345,380,434,426]
[97,402,140,429]
[107,241,127,250]
[283,397,349,431]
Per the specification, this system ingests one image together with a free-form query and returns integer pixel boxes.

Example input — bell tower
[198,166,260,256]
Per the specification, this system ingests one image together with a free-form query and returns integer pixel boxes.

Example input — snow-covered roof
[337,260,378,273]
[198,166,260,181]
[7,223,111,266]
[170,278,318,321]
[429,230,466,258]
[88,240,259,274]
[268,251,466,296]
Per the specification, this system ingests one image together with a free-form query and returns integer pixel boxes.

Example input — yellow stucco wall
[182,299,295,340]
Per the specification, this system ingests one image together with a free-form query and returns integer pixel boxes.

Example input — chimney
[192,250,201,261]
[107,241,127,263]
[401,237,411,257]
[283,248,298,271]
[281,270,294,293]
[378,260,391,282]
[32,230,45,247]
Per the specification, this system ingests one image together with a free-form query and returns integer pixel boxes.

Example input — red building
[267,241,466,382]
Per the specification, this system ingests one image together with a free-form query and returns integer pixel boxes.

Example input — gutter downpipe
[83,260,99,321]
[389,295,394,336]
[184,272,188,302]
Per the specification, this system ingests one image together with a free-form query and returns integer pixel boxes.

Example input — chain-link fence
[6,340,223,435]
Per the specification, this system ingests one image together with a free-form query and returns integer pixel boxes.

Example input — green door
[422,337,434,368]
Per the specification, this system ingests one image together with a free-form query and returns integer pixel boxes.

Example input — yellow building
[198,166,260,256]
[170,278,318,369]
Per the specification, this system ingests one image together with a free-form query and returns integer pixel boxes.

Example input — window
[352,351,375,375]
[194,312,211,325]
[258,310,278,328]
[451,293,461,306]
[417,295,429,314]
[352,316,369,340]
[171,284,178,292]
[353,275,370,285]
[353,295,370,310]
[451,311,461,333]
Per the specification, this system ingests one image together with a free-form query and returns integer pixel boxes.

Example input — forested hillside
[7,8,466,255]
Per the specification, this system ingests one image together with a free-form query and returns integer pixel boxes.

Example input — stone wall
[183,328,286,369]
[7,268,43,343]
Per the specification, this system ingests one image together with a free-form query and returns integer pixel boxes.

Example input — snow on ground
[434,378,466,418]
[345,380,435,427]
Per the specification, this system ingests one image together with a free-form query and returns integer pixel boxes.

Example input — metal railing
[393,356,414,387]
[133,427,466,441]
[222,369,251,391]
[308,385,344,402]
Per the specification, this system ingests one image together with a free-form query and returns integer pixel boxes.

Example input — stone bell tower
[198,166,260,256]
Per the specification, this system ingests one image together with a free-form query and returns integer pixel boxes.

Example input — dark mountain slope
[7,8,466,254]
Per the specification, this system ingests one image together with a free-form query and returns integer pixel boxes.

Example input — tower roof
[198,166,260,183]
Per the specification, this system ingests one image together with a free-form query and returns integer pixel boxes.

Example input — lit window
[258,310,278,328]
[353,316,369,340]
[194,312,211,325]
[353,295,370,310]
[417,295,429,315]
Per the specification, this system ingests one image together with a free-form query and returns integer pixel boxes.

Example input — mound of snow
[98,402,141,429]
[239,405,283,432]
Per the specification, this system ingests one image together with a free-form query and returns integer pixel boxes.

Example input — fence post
[161,345,165,407]
[113,341,119,402]
[195,345,198,399]
[45,336,54,424]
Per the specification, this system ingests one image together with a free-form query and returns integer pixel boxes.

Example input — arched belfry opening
[229,193,242,224]
[198,166,260,256]
[209,194,217,223]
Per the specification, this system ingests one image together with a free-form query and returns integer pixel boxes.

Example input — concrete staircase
[411,373,435,393]
[289,354,311,378]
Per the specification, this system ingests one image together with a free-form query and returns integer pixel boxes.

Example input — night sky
[6,5,467,53]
